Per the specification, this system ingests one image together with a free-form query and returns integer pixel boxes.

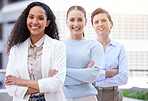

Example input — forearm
[105,69,118,78]
[64,76,81,85]
[105,70,113,77]
[96,73,128,87]
[5,75,39,90]
[25,87,39,95]
[23,80,39,90]
[67,67,100,83]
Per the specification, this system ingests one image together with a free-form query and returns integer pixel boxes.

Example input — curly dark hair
[6,2,59,55]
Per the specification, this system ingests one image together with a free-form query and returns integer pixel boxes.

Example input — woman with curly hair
[4,2,66,101]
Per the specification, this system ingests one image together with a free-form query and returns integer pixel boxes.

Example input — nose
[98,21,103,26]
[32,18,38,24]
[74,21,79,26]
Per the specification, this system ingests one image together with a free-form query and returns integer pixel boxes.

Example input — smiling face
[92,13,112,38]
[27,6,50,38]
[66,9,87,36]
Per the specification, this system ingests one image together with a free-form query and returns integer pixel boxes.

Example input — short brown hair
[91,8,113,28]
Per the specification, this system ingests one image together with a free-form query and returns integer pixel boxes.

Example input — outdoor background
[0,0,147,100]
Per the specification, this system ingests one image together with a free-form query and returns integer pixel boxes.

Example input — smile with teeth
[98,27,104,31]
[30,26,40,30]
[73,27,80,31]
[31,25,40,30]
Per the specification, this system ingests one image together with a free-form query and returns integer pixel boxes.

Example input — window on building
[0,0,3,9]
[8,0,25,3]
[0,53,2,69]
[0,24,2,39]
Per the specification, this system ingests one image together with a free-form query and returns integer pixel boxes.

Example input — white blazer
[5,35,67,101]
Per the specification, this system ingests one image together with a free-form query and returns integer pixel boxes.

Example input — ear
[110,21,113,29]
[46,20,51,27]
[66,18,68,26]
[85,18,87,26]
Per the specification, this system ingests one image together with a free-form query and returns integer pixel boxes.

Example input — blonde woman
[62,6,104,101]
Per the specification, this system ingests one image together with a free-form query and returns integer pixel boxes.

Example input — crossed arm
[88,61,118,78]
[5,69,58,95]
[82,61,118,84]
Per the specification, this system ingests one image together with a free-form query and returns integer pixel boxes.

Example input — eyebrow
[28,14,45,17]
[69,16,83,18]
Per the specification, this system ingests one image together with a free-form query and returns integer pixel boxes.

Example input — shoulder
[11,38,29,50]
[111,40,125,48]
[45,36,66,52]
[45,35,65,46]
[110,40,126,53]
[87,39,103,48]
[60,39,67,43]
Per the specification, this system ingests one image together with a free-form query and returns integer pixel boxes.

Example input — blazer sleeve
[38,42,66,93]
[5,47,29,99]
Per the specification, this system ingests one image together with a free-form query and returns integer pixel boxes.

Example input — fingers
[81,81,85,84]
[5,75,13,79]
[88,61,95,68]
[92,81,95,85]
[48,69,58,77]
[4,80,14,85]
[112,68,118,76]
[5,75,18,85]
[5,75,15,85]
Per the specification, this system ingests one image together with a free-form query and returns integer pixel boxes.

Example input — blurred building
[0,0,148,89]
[0,0,31,89]
[0,0,148,101]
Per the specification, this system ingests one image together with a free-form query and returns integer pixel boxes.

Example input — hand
[92,81,96,85]
[48,69,58,77]
[106,68,118,78]
[5,75,25,86]
[111,68,118,76]
[87,61,95,68]
[81,81,85,84]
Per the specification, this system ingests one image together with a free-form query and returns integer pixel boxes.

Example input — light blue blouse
[62,40,104,98]
[95,40,129,87]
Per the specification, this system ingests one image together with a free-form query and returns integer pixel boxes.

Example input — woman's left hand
[87,61,95,68]
[5,75,25,86]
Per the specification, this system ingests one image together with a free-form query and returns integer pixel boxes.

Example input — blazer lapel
[19,38,30,80]
[41,35,52,78]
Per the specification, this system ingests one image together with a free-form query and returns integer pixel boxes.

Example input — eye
[39,17,44,20]
[28,16,34,19]
[94,20,98,24]
[102,19,106,22]
[70,18,74,21]
[78,18,83,21]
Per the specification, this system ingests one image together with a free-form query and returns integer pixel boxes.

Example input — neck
[98,38,110,46]
[30,34,44,45]
[97,35,110,51]
[69,33,84,40]
[97,34,110,46]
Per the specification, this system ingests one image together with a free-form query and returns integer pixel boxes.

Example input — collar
[29,35,45,48]
[108,39,116,46]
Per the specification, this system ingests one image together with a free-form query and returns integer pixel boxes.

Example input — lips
[72,27,80,31]
[98,27,104,31]
[30,25,40,30]
[32,26,39,29]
